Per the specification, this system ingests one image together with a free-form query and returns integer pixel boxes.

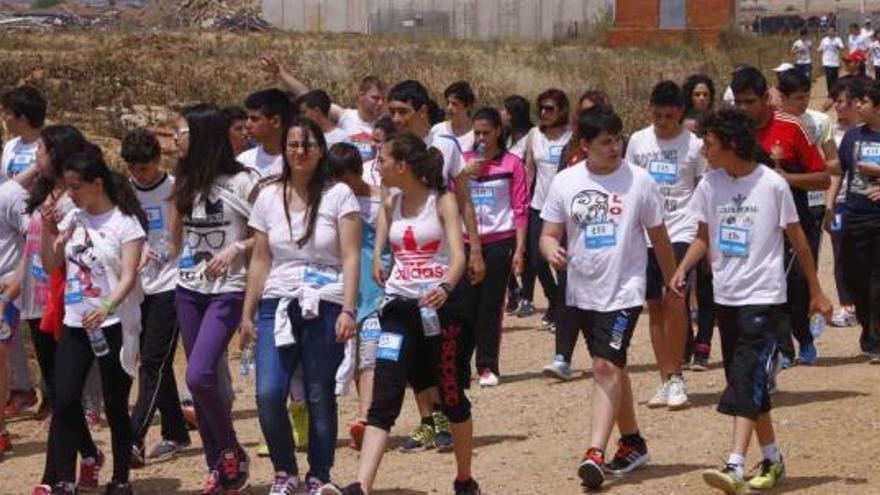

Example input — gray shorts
[357,312,382,371]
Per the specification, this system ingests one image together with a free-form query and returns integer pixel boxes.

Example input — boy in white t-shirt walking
[670,108,832,494]
[817,26,845,93]
[238,89,290,179]
[791,29,813,80]
[540,108,680,491]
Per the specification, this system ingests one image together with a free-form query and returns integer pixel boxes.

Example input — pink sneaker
[31,485,52,495]
[77,450,104,492]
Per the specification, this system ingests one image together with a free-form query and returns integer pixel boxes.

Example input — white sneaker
[646,381,669,408]
[666,375,689,410]
[478,369,499,387]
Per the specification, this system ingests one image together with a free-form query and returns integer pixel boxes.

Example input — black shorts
[716,304,781,420]
[646,242,691,300]
[561,306,642,368]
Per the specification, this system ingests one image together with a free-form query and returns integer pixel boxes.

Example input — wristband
[342,308,356,319]
[439,282,453,296]
[102,299,118,316]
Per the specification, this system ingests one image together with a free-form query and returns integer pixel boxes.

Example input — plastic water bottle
[475,142,487,159]
[239,344,255,377]
[144,232,171,279]
[87,327,110,357]
[809,314,826,339]
[420,305,441,337]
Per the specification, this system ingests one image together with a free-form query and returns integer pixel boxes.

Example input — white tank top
[384,192,450,299]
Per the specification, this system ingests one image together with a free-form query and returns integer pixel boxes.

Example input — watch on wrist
[439,282,453,295]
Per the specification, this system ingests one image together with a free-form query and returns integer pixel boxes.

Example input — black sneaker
[432,411,454,453]
[453,478,481,495]
[103,482,133,495]
[605,439,650,475]
[218,447,249,491]
[515,299,536,318]
[130,444,145,469]
[578,448,605,490]
[505,290,520,314]
[691,354,709,372]
[318,483,364,495]
[148,439,190,461]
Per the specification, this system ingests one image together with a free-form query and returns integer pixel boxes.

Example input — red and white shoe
[77,449,105,492]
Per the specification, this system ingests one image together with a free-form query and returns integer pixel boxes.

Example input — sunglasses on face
[539,105,558,113]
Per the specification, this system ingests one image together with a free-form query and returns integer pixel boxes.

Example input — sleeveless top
[384,192,450,299]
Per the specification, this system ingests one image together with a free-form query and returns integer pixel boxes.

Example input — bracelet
[439,282,453,295]
[102,299,118,316]
[342,308,356,319]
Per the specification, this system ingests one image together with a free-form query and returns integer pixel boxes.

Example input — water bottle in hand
[476,142,487,159]
[88,327,110,357]
[809,314,826,339]
[239,344,255,377]
[420,305,441,337]
[145,232,171,279]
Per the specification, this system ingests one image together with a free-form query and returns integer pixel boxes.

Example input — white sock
[761,443,781,462]
[726,453,746,477]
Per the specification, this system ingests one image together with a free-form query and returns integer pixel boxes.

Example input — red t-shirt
[756,110,826,175]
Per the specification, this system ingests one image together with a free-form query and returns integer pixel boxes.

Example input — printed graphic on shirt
[389,226,445,283]
[852,141,880,196]
[64,227,106,305]
[571,189,622,249]
[346,132,376,161]
[717,193,757,257]
[7,149,35,178]
[180,196,227,276]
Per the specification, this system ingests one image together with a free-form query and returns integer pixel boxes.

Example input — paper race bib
[359,314,382,342]
[583,222,616,249]
[65,277,84,304]
[144,206,164,231]
[8,150,34,177]
[807,190,826,207]
[376,332,403,362]
[548,145,564,165]
[719,225,750,257]
[859,142,880,164]
[303,263,340,288]
[471,184,495,207]
[648,159,678,184]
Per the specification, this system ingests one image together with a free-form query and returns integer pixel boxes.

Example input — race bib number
[376,332,403,362]
[355,141,375,161]
[303,263,340,288]
[807,190,826,207]
[548,145,564,165]
[144,206,164,232]
[178,245,195,269]
[859,142,880,164]
[8,151,34,177]
[471,185,495,207]
[359,314,382,342]
[65,277,84,305]
[584,222,616,249]
[719,225,750,257]
[648,159,678,184]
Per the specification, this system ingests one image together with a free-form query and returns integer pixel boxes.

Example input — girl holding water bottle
[240,117,361,493]
[40,144,146,495]
[322,133,481,495]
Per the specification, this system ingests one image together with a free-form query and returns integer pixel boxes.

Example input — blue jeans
[255,298,343,482]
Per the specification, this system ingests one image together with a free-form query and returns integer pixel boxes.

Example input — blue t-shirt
[838,124,880,226]
[357,221,391,323]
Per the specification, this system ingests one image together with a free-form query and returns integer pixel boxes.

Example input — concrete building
[261,0,614,41]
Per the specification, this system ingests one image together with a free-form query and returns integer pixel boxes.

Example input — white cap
[772,62,796,72]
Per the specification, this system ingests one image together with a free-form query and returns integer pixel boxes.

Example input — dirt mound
[127,0,261,28]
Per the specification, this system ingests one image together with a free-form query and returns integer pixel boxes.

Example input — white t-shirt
[540,162,664,312]
[429,121,475,154]
[0,137,39,185]
[337,108,374,137]
[237,146,283,179]
[20,195,75,319]
[178,171,256,294]
[625,126,705,244]
[792,39,812,64]
[529,127,572,210]
[689,165,799,306]
[849,33,868,52]
[61,208,145,328]
[133,174,178,295]
[507,134,529,161]
[819,36,844,66]
[357,193,381,227]
[870,40,880,65]
[798,109,833,207]
[426,133,464,185]
[0,180,27,281]
[324,127,348,148]
[248,182,359,304]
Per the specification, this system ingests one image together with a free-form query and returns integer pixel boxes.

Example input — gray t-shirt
[0,180,28,283]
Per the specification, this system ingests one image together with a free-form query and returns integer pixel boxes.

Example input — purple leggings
[175,286,244,469]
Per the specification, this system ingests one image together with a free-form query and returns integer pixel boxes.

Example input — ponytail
[387,133,446,192]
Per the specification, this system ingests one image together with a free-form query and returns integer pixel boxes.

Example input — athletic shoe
[667,375,690,410]
[432,411,454,452]
[605,439,650,475]
[542,355,573,381]
[218,447,249,492]
[102,482,133,495]
[690,354,709,372]
[540,314,554,329]
[4,388,38,417]
[780,353,794,369]
[748,457,785,490]
[578,447,605,490]
[399,423,435,453]
[870,353,880,365]
[130,444,145,469]
[505,291,519,314]
[453,477,482,495]
[830,307,857,327]
[290,401,310,451]
[31,485,52,495]
[319,483,364,495]
[51,483,77,495]
[349,421,366,451]
[148,439,190,461]
[269,473,303,495]
[0,430,11,457]
[646,381,669,408]
[702,464,748,494]
[304,474,324,495]
[77,450,105,492]
[202,470,221,494]
[181,400,198,431]
[478,369,499,387]
[798,343,818,365]
[515,299,536,318]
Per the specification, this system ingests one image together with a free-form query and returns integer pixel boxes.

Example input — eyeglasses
[174,127,190,139]
[286,141,319,152]
[539,105,558,113]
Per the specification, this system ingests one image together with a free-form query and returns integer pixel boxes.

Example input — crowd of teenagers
[0,49,878,495]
